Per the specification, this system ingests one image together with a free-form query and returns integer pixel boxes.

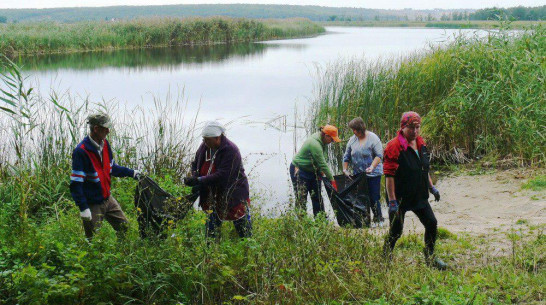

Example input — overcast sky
[0,1,544,10]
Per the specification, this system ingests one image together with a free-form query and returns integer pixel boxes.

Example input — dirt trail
[401,170,545,238]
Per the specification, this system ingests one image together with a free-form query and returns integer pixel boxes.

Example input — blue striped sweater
[70,136,134,211]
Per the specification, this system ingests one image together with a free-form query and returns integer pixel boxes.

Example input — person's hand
[365,166,375,174]
[80,208,92,221]
[388,200,399,214]
[184,176,200,187]
[331,180,338,191]
[430,186,440,201]
[133,169,143,180]
[343,169,351,177]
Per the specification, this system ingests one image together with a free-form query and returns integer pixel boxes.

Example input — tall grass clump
[0,55,198,219]
[312,26,546,165]
[0,17,324,56]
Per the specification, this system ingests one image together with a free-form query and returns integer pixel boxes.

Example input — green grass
[312,25,546,165]
[0,17,324,56]
[0,171,544,303]
[522,175,546,191]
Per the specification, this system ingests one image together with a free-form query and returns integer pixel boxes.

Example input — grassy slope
[0,171,543,304]
[0,17,324,56]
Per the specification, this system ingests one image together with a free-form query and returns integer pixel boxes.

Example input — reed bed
[0,17,324,56]
[312,26,546,165]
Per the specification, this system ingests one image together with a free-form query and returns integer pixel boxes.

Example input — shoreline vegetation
[0,17,325,56]
[312,25,545,166]
[0,25,544,303]
[320,20,546,29]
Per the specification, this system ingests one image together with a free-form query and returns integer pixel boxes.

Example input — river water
[22,27,483,215]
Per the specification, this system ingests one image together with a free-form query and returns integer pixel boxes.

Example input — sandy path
[400,170,546,238]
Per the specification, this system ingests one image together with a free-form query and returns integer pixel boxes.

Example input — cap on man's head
[322,124,341,142]
[87,113,112,129]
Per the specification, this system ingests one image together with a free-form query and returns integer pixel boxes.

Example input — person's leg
[383,209,406,256]
[367,176,383,223]
[82,203,105,239]
[103,196,129,238]
[234,212,252,238]
[413,203,438,258]
[205,212,223,239]
[290,164,307,212]
[308,177,324,216]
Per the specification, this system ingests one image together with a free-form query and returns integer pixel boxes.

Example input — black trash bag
[134,176,194,238]
[323,173,371,228]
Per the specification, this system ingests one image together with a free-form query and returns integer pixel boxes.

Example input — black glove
[430,186,440,202]
[184,176,200,187]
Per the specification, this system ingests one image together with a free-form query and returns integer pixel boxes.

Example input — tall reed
[312,26,546,165]
[0,55,198,217]
[0,17,324,56]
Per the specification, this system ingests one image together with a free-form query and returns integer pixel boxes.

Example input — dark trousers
[289,163,324,216]
[206,211,252,239]
[385,202,438,257]
[367,176,384,222]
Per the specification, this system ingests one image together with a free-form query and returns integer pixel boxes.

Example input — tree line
[469,5,546,21]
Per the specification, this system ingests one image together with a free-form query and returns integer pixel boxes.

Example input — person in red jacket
[382,111,447,270]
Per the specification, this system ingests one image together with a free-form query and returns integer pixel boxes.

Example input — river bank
[320,20,546,29]
[0,17,325,56]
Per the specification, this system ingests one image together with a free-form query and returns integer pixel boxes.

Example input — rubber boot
[424,248,448,270]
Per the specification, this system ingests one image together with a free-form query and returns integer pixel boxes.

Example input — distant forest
[0,4,469,23]
[469,5,546,21]
[0,4,543,24]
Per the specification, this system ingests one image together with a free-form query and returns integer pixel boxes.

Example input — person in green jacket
[290,125,341,216]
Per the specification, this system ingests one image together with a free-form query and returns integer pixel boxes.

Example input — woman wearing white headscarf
[184,121,251,238]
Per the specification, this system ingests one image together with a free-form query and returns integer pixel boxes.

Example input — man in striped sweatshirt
[70,113,140,239]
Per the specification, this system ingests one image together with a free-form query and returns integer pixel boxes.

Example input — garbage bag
[323,173,371,228]
[134,176,194,238]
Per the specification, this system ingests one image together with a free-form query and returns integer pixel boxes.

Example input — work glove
[133,169,143,180]
[330,180,338,192]
[388,200,399,214]
[430,186,440,202]
[184,176,200,187]
[80,208,92,221]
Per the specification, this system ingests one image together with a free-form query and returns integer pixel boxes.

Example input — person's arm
[367,156,381,173]
[428,173,440,201]
[69,149,89,212]
[310,141,334,181]
[110,159,135,178]
[342,139,352,176]
[366,136,383,173]
[107,142,135,178]
[383,139,400,210]
[386,176,396,201]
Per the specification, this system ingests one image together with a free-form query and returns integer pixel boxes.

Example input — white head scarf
[201,121,226,138]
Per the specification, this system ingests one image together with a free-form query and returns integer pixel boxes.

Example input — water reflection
[16,43,294,71]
